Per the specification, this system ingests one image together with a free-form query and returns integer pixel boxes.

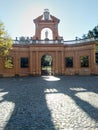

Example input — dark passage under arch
[41,54,52,75]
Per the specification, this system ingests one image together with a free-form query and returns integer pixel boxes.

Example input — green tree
[87,30,94,38]
[82,34,87,39]
[0,22,13,68]
[87,25,98,39]
[93,26,98,38]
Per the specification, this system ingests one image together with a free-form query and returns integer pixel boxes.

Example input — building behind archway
[0,9,98,77]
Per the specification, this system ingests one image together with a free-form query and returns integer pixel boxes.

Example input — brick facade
[0,9,98,77]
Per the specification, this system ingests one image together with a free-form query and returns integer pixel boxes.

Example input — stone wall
[0,41,98,77]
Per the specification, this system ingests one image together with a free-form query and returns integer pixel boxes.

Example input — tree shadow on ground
[0,76,98,129]
[43,75,98,121]
[0,77,55,130]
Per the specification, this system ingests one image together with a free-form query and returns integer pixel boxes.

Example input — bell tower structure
[32,9,61,40]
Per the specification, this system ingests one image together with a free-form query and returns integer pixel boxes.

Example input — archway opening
[41,28,53,40]
[41,54,53,75]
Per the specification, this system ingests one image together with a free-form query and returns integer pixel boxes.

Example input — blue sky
[0,0,98,40]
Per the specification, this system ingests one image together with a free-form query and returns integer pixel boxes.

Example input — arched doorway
[41,54,53,75]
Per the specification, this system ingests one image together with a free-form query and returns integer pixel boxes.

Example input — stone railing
[13,38,98,45]
[13,39,64,44]
[64,38,96,44]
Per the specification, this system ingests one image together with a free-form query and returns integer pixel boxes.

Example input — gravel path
[0,76,98,130]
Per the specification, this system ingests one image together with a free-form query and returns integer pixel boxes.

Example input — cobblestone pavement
[0,76,98,130]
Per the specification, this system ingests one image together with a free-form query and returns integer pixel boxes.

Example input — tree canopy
[76,24,98,40]
[0,22,13,68]
[87,25,98,39]
[81,25,98,40]
[41,55,52,67]
[0,22,12,57]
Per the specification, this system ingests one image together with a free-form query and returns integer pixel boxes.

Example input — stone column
[90,48,95,74]
[36,51,39,75]
[61,51,64,75]
[29,50,33,75]
[75,51,79,74]
[15,51,19,75]
[55,51,58,74]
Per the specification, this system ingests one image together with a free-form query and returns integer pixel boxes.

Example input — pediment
[33,10,60,24]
